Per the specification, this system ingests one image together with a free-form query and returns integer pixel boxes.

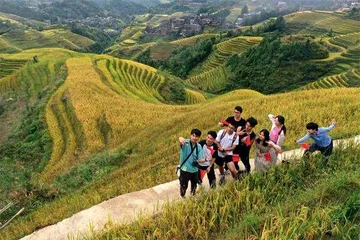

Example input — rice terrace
[0,0,359,239]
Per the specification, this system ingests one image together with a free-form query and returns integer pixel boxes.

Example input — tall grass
[86,143,360,239]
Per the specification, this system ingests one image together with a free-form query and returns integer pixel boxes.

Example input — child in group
[296,119,337,163]
[254,129,282,172]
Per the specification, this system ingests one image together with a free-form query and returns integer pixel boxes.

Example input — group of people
[177,106,337,198]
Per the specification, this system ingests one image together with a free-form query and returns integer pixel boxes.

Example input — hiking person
[218,106,246,130]
[215,123,239,184]
[268,114,286,147]
[254,129,282,172]
[198,131,218,188]
[296,119,337,163]
[178,129,204,198]
[218,106,246,172]
[237,117,258,174]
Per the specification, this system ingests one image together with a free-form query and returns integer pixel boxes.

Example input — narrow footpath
[22,136,360,240]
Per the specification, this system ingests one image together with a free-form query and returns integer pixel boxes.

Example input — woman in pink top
[268,114,286,147]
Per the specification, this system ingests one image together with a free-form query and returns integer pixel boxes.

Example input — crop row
[187,66,227,92]
[0,60,62,96]
[0,58,27,78]
[197,37,261,73]
[303,68,360,90]
[184,88,206,104]
[95,56,165,103]
[329,32,360,49]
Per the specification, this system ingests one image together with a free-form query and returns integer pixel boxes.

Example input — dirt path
[21,136,360,240]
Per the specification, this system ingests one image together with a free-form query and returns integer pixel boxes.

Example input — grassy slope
[89,144,360,239]
[2,80,360,239]
[0,14,94,53]
[285,11,360,36]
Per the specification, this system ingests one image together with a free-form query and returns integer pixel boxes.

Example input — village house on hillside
[145,14,226,37]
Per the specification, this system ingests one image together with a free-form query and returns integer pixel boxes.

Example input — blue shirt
[179,139,204,173]
[296,124,336,147]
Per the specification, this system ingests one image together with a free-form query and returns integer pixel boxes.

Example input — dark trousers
[304,140,333,160]
[179,170,198,197]
[239,151,251,173]
[198,165,216,188]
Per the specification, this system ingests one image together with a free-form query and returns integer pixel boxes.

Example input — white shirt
[216,129,239,157]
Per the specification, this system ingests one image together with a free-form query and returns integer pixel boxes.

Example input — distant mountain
[38,0,106,21]
[97,0,148,19]
[0,0,50,22]
[94,0,162,8]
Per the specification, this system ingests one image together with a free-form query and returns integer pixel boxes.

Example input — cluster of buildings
[144,14,223,37]
[61,16,122,36]
[338,1,360,11]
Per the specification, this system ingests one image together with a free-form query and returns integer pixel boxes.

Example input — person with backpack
[215,122,239,184]
[296,119,337,163]
[237,117,258,174]
[254,129,282,172]
[178,129,204,198]
[218,106,246,172]
[198,131,218,188]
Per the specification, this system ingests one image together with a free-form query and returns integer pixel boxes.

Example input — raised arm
[179,137,186,146]
[296,133,311,144]
[323,119,337,132]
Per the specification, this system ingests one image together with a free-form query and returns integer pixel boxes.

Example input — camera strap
[179,142,198,169]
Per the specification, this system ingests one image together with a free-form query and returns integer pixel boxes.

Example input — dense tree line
[70,24,112,53]
[242,9,293,27]
[137,39,213,78]
[226,37,332,94]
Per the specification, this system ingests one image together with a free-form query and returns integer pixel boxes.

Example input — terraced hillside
[0,48,82,95]
[95,56,166,103]
[303,68,360,90]
[186,36,261,92]
[285,11,360,36]
[305,31,360,90]
[192,36,262,74]
[0,58,27,79]
[184,88,206,104]
[0,28,94,53]
[107,34,217,60]
[186,66,227,92]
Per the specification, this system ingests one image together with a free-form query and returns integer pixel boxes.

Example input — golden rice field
[0,48,84,95]
[2,76,360,240]
[184,88,206,104]
[1,46,360,239]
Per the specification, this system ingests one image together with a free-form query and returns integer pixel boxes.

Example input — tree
[241,5,249,16]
